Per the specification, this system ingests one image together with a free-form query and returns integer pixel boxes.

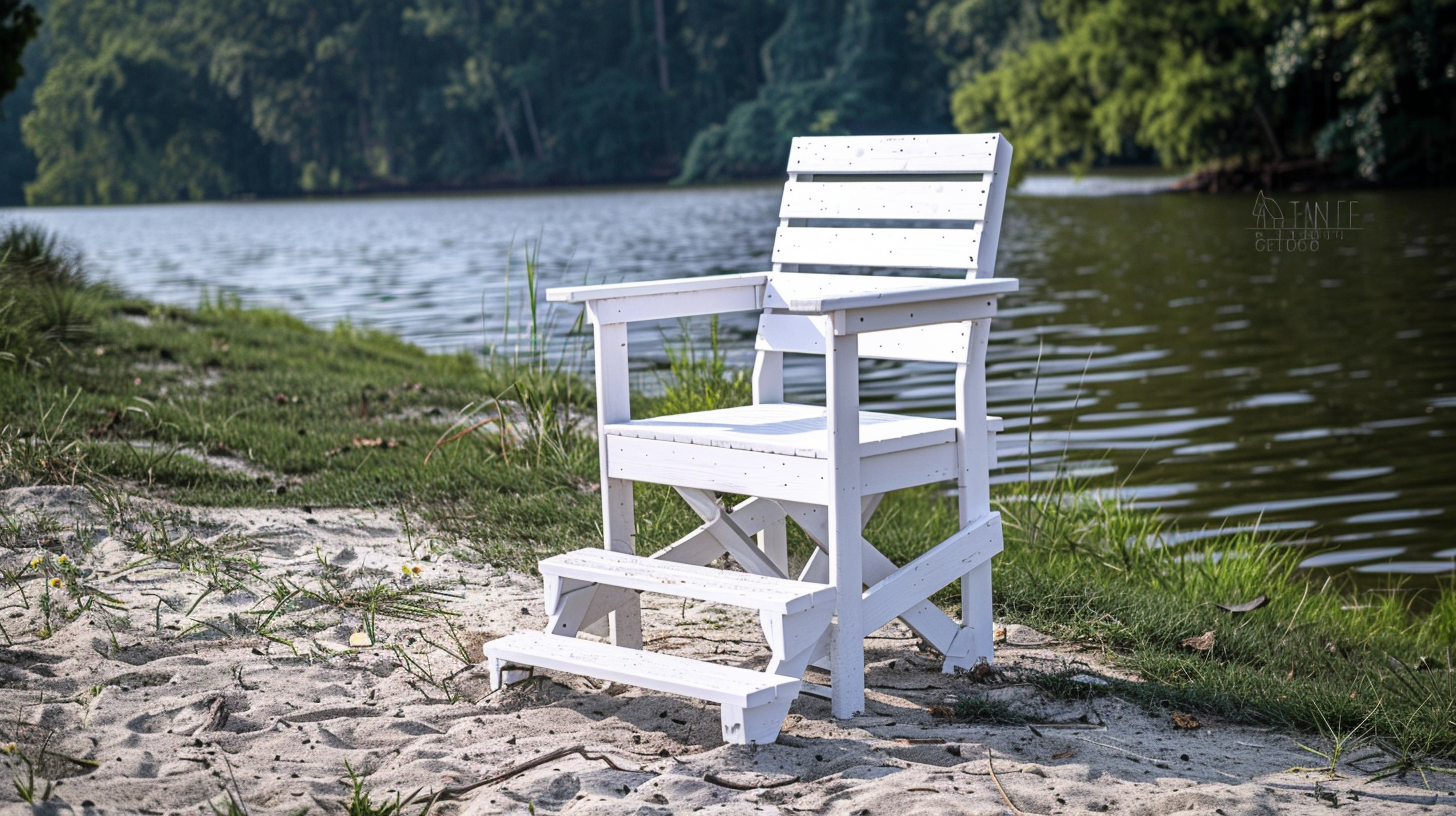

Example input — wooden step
[540,548,834,615]
[484,632,800,744]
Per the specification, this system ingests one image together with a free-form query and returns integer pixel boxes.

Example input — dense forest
[1,0,1453,206]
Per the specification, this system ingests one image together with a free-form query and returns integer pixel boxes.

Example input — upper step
[485,631,799,709]
[540,548,834,615]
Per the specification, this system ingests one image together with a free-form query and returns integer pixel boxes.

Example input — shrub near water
[0,223,99,369]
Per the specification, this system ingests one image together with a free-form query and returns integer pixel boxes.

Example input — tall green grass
[0,222,104,369]
[872,478,1456,767]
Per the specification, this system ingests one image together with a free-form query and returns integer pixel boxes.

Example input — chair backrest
[771,133,1013,280]
[753,133,1013,375]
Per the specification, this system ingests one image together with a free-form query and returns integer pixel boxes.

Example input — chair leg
[952,319,996,671]
[486,655,531,690]
[545,578,598,637]
[601,475,642,649]
[946,559,995,671]
[759,517,789,576]
[721,694,795,745]
[761,608,834,677]
[826,332,863,719]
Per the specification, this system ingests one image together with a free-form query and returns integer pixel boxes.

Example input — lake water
[6,178,1454,580]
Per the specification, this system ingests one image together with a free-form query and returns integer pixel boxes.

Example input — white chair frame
[543,133,1016,720]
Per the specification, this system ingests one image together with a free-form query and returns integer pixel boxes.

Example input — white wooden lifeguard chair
[485,133,1016,744]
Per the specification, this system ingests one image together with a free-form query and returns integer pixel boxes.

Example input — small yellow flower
[29,557,42,569]
[57,555,71,566]
[48,578,62,588]
[401,564,411,574]
[1,742,14,754]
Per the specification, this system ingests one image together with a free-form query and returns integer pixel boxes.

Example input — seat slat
[779,180,990,221]
[540,549,834,614]
[605,403,958,459]
[772,226,982,270]
[484,632,797,709]
[788,134,1003,174]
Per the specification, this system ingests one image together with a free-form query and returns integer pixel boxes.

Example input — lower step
[484,632,799,745]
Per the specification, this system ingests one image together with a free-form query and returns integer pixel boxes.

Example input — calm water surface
[6,180,1454,579]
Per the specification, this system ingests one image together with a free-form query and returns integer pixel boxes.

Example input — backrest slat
[779,179,990,221]
[787,135,1002,174]
[756,132,1011,378]
[772,225,983,271]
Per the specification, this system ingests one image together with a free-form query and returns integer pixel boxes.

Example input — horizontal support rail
[757,314,976,363]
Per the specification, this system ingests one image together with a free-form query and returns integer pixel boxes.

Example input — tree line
[1,0,1452,206]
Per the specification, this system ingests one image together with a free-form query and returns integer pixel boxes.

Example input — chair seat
[603,403,959,459]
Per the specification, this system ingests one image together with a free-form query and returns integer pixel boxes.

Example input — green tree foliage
[13,0,1451,202]
[676,0,953,182]
[950,0,1456,185]
[0,0,40,101]
[0,0,43,205]
[22,0,284,204]
[19,0,785,202]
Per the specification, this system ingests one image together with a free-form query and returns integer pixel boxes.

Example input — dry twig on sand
[703,772,800,790]
[987,749,1034,816]
[425,744,641,807]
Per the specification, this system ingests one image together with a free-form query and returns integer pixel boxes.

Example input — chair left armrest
[547,273,770,324]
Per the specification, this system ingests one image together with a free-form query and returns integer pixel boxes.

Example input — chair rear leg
[759,517,789,576]
[946,559,995,671]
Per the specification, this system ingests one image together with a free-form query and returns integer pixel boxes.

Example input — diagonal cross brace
[778,499,999,670]
[649,496,787,568]
[664,488,788,579]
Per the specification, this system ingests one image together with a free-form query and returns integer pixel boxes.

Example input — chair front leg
[954,319,996,668]
[825,331,864,718]
[594,319,642,649]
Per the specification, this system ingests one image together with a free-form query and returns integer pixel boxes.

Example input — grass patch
[1,222,1452,770]
[0,221,609,574]
[874,482,1456,767]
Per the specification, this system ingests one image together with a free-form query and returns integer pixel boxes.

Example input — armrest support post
[592,318,641,648]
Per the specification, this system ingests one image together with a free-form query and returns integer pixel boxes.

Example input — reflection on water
[6,179,1454,579]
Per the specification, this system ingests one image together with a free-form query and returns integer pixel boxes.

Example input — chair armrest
[547,273,769,302]
[764,273,1018,334]
[546,272,770,324]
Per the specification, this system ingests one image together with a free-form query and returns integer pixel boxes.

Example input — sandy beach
[2,485,1452,815]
